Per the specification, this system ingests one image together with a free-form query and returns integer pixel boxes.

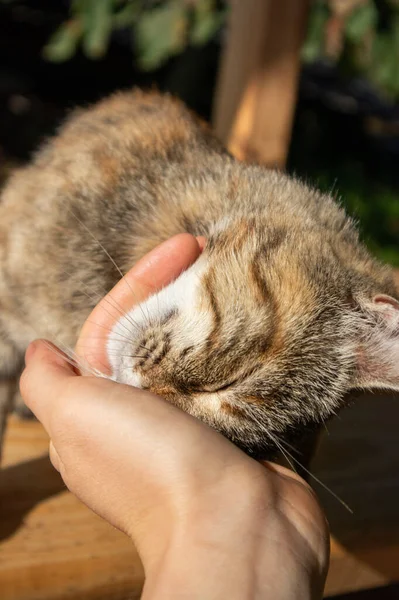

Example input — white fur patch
[107,255,212,386]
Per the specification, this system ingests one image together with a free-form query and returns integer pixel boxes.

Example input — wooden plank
[213,0,309,167]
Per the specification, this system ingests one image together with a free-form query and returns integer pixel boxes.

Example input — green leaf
[135,2,188,71]
[370,34,396,96]
[82,0,113,59]
[190,0,225,46]
[302,1,329,63]
[190,13,224,46]
[43,19,83,62]
[113,1,140,29]
[345,1,377,43]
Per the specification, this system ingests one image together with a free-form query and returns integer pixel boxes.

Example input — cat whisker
[266,431,298,474]
[31,313,108,379]
[60,267,144,336]
[103,354,149,359]
[66,208,150,327]
[56,346,98,375]
[77,336,154,358]
[41,343,80,369]
[82,320,158,355]
[92,288,149,336]
[117,363,172,374]
[83,321,140,344]
[80,328,155,356]
[268,431,353,514]
[41,341,104,378]
[275,437,305,456]
[84,310,178,370]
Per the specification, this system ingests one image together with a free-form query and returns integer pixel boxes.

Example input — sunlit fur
[0,90,398,457]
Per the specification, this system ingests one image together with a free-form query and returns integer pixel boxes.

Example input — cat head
[107,214,399,457]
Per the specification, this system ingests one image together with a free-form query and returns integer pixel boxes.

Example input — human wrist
[138,469,327,600]
[141,507,325,600]
[133,464,261,594]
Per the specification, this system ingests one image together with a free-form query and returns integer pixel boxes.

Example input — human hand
[21,233,329,600]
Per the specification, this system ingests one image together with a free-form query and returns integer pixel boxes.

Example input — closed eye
[199,365,259,394]
[200,379,239,393]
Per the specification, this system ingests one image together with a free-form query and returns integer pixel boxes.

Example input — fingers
[76,233,203,373]
[21,337,210,456]
[20,340,77,431]
[196,236,207,251]
[131,233,202,299]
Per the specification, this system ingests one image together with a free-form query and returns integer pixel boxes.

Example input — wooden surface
[213,0,309,167]
[1,386,398,599]
[0,416,143,600]
[315,391,399,597]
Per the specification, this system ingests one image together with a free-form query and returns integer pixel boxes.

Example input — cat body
[0,90,398,457]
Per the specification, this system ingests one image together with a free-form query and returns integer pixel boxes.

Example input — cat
[0,89,398,462]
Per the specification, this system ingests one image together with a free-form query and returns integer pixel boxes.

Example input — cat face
[108,219,399,457]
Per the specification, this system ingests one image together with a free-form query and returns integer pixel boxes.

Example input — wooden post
[213,0,310,168]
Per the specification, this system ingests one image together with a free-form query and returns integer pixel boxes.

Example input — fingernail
[25,341,38,365]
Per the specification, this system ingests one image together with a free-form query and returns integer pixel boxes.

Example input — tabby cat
[0,90,398,459]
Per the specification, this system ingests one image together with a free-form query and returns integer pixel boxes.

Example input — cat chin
[109,369,143,389]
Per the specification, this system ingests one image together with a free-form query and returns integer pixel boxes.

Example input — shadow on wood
[0,454,65,542]
[0,417,143,600]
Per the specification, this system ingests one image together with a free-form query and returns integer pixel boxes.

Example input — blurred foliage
[288,105,399,266]
[2,0,399,98]
[34,0,227,71]
[316,170,399,266]
[0,0,397,264]
[303,0,399,100]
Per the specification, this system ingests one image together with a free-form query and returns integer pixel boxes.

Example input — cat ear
[351,294,399,393]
